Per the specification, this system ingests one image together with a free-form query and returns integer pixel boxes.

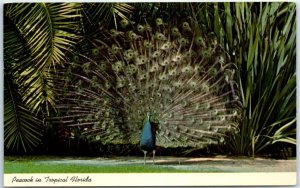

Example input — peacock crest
[54,18,239,149]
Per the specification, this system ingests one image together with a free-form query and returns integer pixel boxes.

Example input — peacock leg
[143,151,147,165]
[153,150,156,164]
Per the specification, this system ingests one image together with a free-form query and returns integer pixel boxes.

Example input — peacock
[53,17,239,161]
[140,112,157,164]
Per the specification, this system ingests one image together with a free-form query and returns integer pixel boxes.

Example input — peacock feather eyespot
[172,54,182,62]
[136,56,148,65]
[116,79,125,88]
[189,81,197,89]
[92,75,97,82]
[198,119,203,124]
[111,44,120,54]
[217,55,225,64]
[130,64,137,73]
[219,116,226,122]
[120,19,129,28]
[110,29,119,37]
[143,40,153,49]
[171,27,180,36]
[181,65,193,74]
[195,36,205,46]
[150,64,159,72]
[160,103,164,109]
[168,69,176,76]
[210,68,218,76]
[178,37,188,46]
[155,32,166,40]
[149,81,157,88]
[152,50,161,58]
[167,98,173,103]
[212,109,218,115]
[179,114,185,120]
[92,48,99,56]
[164,85,172,93]
[112,61,123,73]
[205,103,211,110]
[128,30,138,40]
[124,96,130,102]
[98,63,107,71]
[156,18,164,26]
[104,81,111,89]
[139,90,146,96]
[73,55,79,62]
[137,24,145,33]
[202,49,212,58]
[182,22,190,29]
[213,85,220,92]
[124,49,135,60]
[173,80,183,88]
[158,72,167,81]
[213,127,219,133]
[194,103,200,110]
[161,120,168,125]
[160,42,171,50]
[138,73,146,80]
[181,100,189,107]
[95,135,101,141]
[83,62,90,73]
[201,82,210,92]
[167,113,174,118]
[103,98,110,106]
[159,59,168,66]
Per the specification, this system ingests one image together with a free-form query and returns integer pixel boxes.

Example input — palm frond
[83,3,134,29]
[4,74,43,153]
[5,3,82,114]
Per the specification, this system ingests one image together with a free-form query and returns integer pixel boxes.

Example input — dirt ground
[38,156,296,172]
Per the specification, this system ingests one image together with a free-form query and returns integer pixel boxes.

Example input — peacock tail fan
[53,18,240,149]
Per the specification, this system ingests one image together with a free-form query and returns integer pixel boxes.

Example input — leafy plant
[4,3,82,152]
[210,2,296,156]
[4,73,43,153]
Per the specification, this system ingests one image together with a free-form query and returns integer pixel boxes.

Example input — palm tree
[4,3,82,153]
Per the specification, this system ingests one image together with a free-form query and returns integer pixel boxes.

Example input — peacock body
[140,113,156,152]
[54,18,238,150]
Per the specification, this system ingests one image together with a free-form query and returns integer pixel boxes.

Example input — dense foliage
[4,3,296,157]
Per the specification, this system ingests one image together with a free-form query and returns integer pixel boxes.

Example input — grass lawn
[4,161,190,173]
[5,155,296,173]
[4,156,193,173]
